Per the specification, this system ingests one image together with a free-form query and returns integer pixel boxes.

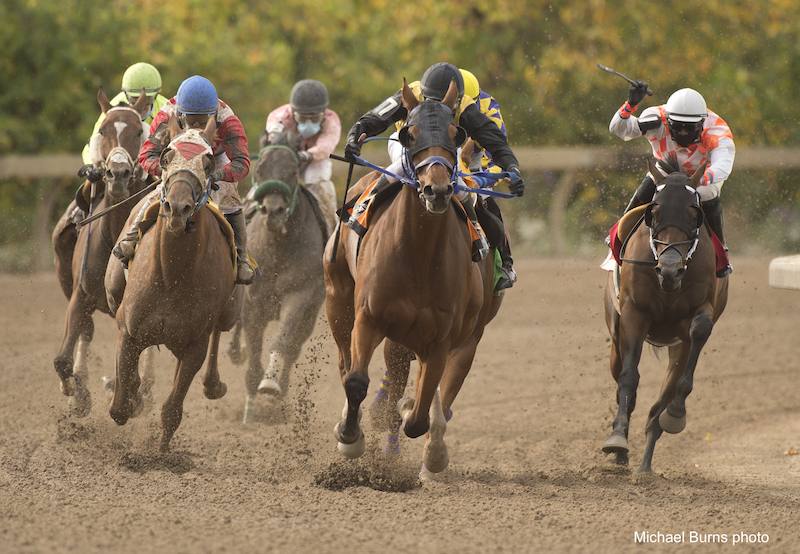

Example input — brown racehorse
[52,89,151,416]
[104,116,241,450]
[603,160,728,474]
[324,80,503,476]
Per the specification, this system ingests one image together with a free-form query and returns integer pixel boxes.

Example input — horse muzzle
[262,205,289,233]
[655,251,686,292]
[105,165,134,200]
[419,183,454,215]
[162,200,193,233]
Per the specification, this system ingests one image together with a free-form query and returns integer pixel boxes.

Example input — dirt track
[1,257,798,553]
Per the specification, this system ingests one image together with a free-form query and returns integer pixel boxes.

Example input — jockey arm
[305,110,341,161]
[138,110,171,178]
[214,113,250,182]
[698,133,735,201]
[346,91,408,146]
[458,101,519,171]
[609,104,662,141]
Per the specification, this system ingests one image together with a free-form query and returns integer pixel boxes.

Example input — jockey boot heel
[225,210,256,285]
[460,198,489,262]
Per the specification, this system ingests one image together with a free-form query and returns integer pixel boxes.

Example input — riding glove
[344,123,365,161]
[507,166,525,197]
[77,164,104,183]
[628,80,650,107]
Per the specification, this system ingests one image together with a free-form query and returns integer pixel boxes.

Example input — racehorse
[323,80,503,476]
[228,132,327,423]
[52,89,152,416]
[603,160,729,474]
[104,115,241,450]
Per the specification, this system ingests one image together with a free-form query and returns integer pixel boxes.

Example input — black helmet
[290,79,329,113]
[420,62,464,102]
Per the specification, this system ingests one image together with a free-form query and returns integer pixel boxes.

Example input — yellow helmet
[459,68,480,100]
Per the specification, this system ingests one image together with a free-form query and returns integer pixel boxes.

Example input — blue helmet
[176,75,218,114]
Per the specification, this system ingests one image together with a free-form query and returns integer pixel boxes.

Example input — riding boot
[224,209,256,285]
[495,237,517,292]
[112,193,157,267]
[624,175,657,213]
[478,197,516,291]
[702,198,732,277]
[460,196,489,262]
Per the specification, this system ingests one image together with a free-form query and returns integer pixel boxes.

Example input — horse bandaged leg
[257,351,283,396]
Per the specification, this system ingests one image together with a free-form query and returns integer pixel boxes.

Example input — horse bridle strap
[251,179,299,215]
[160,169,212,217]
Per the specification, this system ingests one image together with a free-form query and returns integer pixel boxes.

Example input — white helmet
[665,88,707,122]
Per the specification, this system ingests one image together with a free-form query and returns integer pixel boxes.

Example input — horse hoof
[422,442,449,474]
[204,381,228,400]
[109,407,129,426]
[60,376,76,397]
[602,433,629,454]
[419,464,444,482]
[659,410,686,434]
[68,382,92,418]
[336,433,366,459]
[257,377,281,396]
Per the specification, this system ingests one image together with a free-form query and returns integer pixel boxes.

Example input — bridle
[159,131,214,220]
[249,145,300,217]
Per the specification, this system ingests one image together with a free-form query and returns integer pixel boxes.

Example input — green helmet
[121,62,162,97]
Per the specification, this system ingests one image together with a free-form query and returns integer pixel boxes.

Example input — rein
[329,153,518,199]
[77,179,160,228]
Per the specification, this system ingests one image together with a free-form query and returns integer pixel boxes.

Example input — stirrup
[112,240,135,267]
[472,236,489,262]
[716,265,733,278]
[236,260,255,285]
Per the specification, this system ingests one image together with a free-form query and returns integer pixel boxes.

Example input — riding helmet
[420,62,464,102]
[175,75,219,115]
[290,79,329,113]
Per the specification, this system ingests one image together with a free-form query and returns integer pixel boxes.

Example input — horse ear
[460,138,475,165]
[132,88,149,117]
[644,204,655,227]
[648,158,665,185]
[167,113,181,139]
[442,79,459,111]
[201,114,217,145]
[398,126,412,148]
[690,163,706,189]
[97,88,112,114]
[159,148,175,169]
[401,78,419,112]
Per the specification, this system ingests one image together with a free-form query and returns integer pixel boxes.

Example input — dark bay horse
[228,135,327,423]
[52,89,151,416]
[603,160,728,474]
[324,80,503,476]
[104,116,241,450]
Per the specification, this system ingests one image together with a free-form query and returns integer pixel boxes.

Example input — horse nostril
[163,201,171,214]
[655,266,662,275]
[677,267,686,276]
[446,184,454,195]
[122,169,131,179]
[181,204,192,217]
[423,185,433,197]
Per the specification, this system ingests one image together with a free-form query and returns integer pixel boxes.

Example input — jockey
[265,79,341,234]
[344,62,524,291]
[609,83,734,277]
[78,62,168,181]
[112,75,255,285]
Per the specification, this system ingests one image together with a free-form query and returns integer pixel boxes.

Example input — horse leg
[109,332,144,425]
[160,337,210,451]
[270,287,324,398]
[228,319,245,365]
[69,317,95,417]
[602,305,649,460]
[203,329,228,400]
[639,343,689,474]
[370,340,414,456]
[334,313,383,458]
[400,346,448,439]
[659,307,714,435]
[139,346,157,409]
[54,289,92,398]
[324,253,355,382]
[242,307,267,424]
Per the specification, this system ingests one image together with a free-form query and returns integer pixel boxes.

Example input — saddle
[606,204,729,275]
[135,200,237,269]
[341,174,486,260]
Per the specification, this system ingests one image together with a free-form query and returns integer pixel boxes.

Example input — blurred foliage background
[1,0,799,270]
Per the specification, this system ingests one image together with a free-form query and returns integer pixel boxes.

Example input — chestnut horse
[603,160,728,474]
[104,116,241,450]
[52,89,151,416]
[324,80,503,476]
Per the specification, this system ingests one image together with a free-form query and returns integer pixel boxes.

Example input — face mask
[297,121,321,138]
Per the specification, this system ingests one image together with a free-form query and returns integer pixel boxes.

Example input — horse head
[250,138,301,233]
[644,159,705,292]
[398,78,466,214]
[158,114,216,234]
[93,88,150,200]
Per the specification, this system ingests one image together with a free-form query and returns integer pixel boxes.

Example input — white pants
[302,159,337,235]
